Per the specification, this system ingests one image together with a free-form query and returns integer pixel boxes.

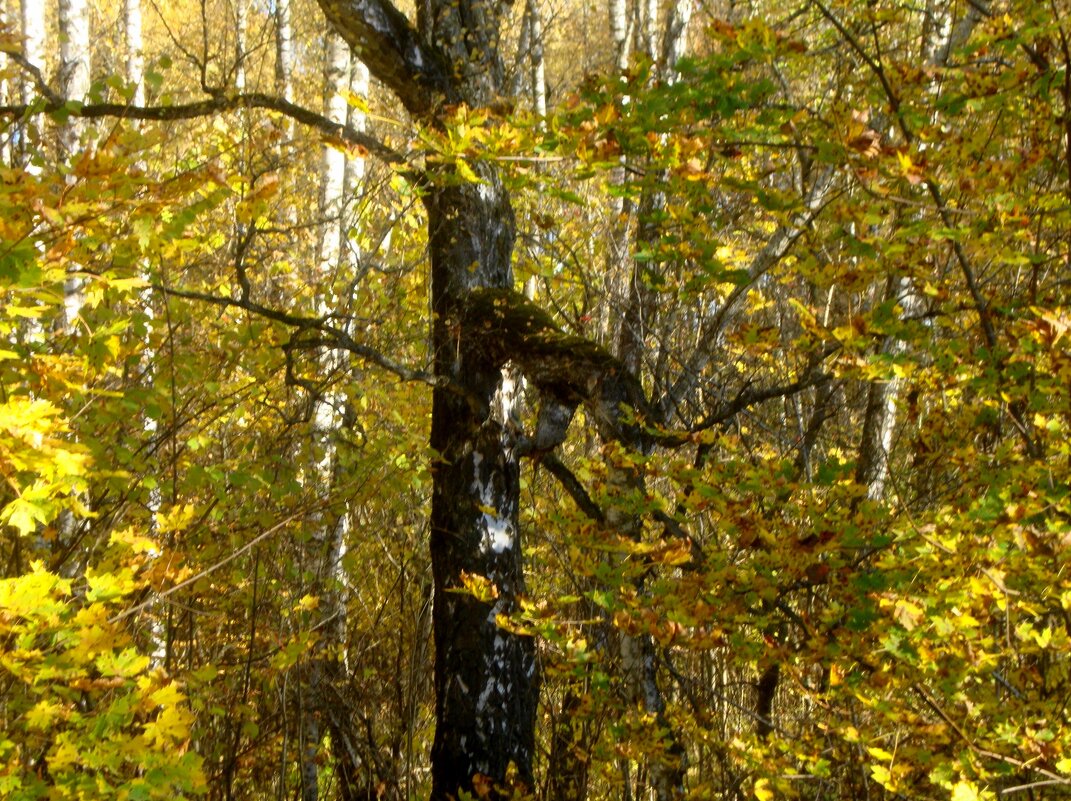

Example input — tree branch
[0,92,405,167]
[690,367,833,433]
[155,283,443,388]
[461,288,657,448]
[539,453,606,524]
[0,48,61,105]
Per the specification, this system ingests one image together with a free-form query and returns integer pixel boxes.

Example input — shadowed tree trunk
[313,3,536,798]
[308,4,828,800]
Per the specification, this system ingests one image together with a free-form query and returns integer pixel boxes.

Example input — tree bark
[320,32,351,276]
[234,0,247,91]
[313,3,537,798]
[19,0,44,109]
[609,0,631,72]
[125,0,145,104]
[58,0,90,329]
[275,0,294,104]
[526,0,547,118]
[0,4,9,164]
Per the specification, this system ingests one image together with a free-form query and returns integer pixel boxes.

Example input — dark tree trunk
[311,4,706,798]
[426,171,538,799]
[312,3,539,797]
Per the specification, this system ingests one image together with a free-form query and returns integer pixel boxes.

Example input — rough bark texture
[314,4,537,798]
[426,169,538,801]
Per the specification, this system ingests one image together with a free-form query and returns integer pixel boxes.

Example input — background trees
[1,1,1070,800]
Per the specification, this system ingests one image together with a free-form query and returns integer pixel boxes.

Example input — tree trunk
[426,168,538,800]
[0,4,9,164]
[855,7,982,500]
[294,31,363,801]
[526,0,547,118]
[609,0,631,71]
[234,0,247,91]
[58,0,91,331]
[320,32,351,276]
[313,3,539,798]
[125,0,145,104]
[19,0,44,109]
[275,0,294,104]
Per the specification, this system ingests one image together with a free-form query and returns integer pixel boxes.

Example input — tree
[2,1,1071,800]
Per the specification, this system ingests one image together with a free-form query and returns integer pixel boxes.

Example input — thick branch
[462,288,656,447]
[0,93,403,166]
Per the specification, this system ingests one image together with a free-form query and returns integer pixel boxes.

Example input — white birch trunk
[234,0,247,91]
[342,56,369,263]
[19,0,45,170]
[58,0,91,331]
[856,278,922,501]
[0,4,9,164]
[19,0,44,106]
[123,0,167,665]
[319,32,350,279]
[660,0,694,83]
[609,0,631,72]
[857,3,984,500]
[526,0,546,118]
[275,0,294,104]
[298,32,358,801]
[124,0,144,105]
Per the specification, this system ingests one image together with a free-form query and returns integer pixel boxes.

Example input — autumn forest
[1,0,1069,800]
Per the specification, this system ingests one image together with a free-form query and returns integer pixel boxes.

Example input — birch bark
[855,1,984,500]
[275,0,294,104]
[526,0,546,118]
[19,0,44,111]
[58,0,90,329]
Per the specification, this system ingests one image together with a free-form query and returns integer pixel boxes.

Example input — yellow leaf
[25,699,65,730]
[1,498,49,536]
[455,159,480,184]
[85,567,138,602]
[893,599,924,631]
[754,778,774,801]
[867,746,894,761]
[49,737,80,771]
[110,527,161,556]
[154,503,197,535]
[870,764,892,788]
[951,781,979,801]
[150,681,186,710]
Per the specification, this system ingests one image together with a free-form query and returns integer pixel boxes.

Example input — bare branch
[0,92,405,166]
[0,47,61,104]
[155,283,442,388]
